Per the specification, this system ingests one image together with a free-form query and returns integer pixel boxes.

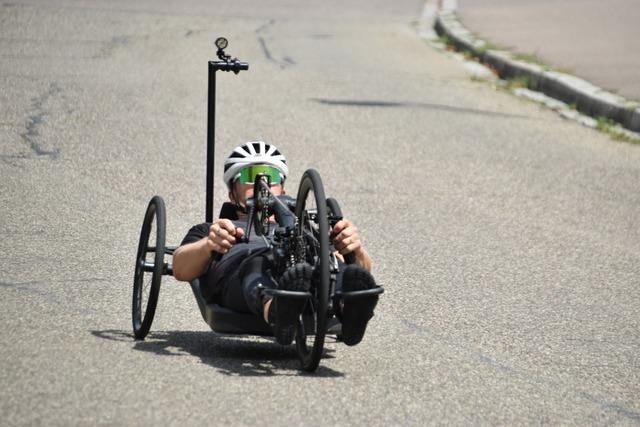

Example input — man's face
[228,164,285,208]
[229,180,285,208]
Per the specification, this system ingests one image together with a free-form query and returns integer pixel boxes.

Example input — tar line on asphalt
[312,98,530,119]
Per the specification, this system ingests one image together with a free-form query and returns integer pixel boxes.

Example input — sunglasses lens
[237,165,282,185]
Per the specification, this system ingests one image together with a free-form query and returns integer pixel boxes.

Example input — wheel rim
[294,169,330,372]
[132,196,165,339]
[133,210,155,330]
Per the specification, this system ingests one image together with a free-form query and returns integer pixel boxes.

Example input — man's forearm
[335,248,373,272]
[172,237,212,282]
[354,247,373,272]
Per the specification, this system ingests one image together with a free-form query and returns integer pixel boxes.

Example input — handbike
[131,38,382,372]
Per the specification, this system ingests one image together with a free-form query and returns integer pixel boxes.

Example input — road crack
[19,82,62,160]
[255,20,295,69]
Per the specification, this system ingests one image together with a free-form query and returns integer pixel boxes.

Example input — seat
[190,202,315,335]
[191,202,345,337]
[189,278,274,335]
[187,202,271,334]
[190,277,326,335]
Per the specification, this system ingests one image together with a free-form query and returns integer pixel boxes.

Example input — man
[173,141,379,346]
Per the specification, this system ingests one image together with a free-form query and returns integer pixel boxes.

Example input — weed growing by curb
[434,15,640,145]
[596,117,640,144]
[501,76,531,90]
[438,34,453,49]
[462,50,475,61]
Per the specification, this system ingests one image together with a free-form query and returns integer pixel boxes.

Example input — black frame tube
[205,46,248,223]
[206,61,216,223]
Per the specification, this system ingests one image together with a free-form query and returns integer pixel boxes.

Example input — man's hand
[207,219,245,254]
[331,219,363,256]
[331,218,373,271]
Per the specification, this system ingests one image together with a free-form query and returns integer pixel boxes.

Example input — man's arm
[172,237,213,282]
[173,219,245,282]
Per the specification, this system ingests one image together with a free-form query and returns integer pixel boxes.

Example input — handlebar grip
[211,60,249,73]
[344,253,356,265]
[211,227,246,263]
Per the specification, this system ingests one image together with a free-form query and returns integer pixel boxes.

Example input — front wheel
[294,169,330,372]
[132,196,166,339]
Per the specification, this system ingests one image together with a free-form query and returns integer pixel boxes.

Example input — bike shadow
[91,329,344,377]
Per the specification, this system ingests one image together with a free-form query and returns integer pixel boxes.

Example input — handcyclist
[172,141,380,346]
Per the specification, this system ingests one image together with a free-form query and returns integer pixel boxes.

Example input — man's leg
[336,264,380,346]
[234,257,314,346]
[268,263,312,345]
[219,255,273,314]
[240,255,274,316]
[220,256,320,346]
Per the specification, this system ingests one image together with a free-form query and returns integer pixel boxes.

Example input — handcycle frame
[132,38,382,372]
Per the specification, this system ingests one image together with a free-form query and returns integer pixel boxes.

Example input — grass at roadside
[595,117,640,144]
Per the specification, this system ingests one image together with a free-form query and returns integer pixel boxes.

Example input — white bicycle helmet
[223,141,288,189]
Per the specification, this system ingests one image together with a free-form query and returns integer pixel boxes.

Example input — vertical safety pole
[205,38,248,222]
[206,62,216,223]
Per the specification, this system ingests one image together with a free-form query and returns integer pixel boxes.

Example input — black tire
[132,196,166,339]
[326,198,356,265]
[294,169,330,372]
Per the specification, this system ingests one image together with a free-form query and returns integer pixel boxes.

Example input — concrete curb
[433,1,640,133]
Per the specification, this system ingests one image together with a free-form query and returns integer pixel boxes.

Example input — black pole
[206,61,216,223]
[205,38,248,223]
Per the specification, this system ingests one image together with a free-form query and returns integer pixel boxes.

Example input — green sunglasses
[235,164,283,185]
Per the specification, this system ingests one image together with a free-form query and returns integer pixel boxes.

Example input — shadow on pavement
[91,329,344,378]
[312,98,531,119]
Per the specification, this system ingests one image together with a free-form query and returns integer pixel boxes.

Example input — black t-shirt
[180,220,272,299]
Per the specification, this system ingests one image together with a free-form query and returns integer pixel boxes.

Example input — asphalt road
[1,0,639,425]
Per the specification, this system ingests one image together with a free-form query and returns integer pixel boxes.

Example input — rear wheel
[132,196,166,339]
[294,169,330,372]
